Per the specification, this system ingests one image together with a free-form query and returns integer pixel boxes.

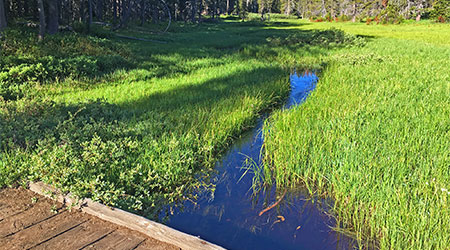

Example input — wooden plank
[0,188,37,206]
[82,200,222,250]
[30,181,224,250]
[82,230,145,250]
[0,201,61,237]
[34,219,114,250]
[134,239,182,250]
[0,211,86,249]
[0,188,37,221]
[0,204,29,222]
[0,204,13,221]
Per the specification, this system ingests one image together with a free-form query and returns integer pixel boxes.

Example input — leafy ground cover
[262,19,450,249]
[0,19,361,218]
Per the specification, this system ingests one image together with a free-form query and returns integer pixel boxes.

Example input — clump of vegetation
[431,0,450,22]
[337,14,350,22]
[379,3,405,24]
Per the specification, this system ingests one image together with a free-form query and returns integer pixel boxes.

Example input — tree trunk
[37,0,46,41]
[24,0,30,17]
[140,0,145,25]
[87,0,93,32]
[285,0,291,15]
[0,0,6,32]
[121,0,126,19]
[118,0,122,18]
[80,0,85,22]
[191,0,197,22]
[113,0,117,23]
[97,0,104,21]
[47,0,59,34]
[321,0,326,16]
[17,0,23,17]
[352,1,357,22]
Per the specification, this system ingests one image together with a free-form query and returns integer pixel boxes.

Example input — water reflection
[162,72,353,250]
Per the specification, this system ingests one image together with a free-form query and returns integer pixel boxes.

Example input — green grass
[262,20,450,249]
[0,19,353,217]
[1,17,448,249]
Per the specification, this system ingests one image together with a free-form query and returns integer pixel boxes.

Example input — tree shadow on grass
[119,21,366,83]
[1,65,284,150]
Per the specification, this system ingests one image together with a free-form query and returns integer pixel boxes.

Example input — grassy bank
[0,19,361,217]
[262,20,450,249]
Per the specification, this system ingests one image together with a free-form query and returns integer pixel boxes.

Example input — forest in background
[0,0,449,40]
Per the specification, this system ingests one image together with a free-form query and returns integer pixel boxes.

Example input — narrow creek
[162,72,354,250]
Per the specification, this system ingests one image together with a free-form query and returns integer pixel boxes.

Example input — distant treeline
[0,0,449,38]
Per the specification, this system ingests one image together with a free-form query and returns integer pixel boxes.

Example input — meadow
[262,18,450,250]
[0,15,449,249]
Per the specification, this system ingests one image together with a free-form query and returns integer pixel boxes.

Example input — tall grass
[263,20,450,249]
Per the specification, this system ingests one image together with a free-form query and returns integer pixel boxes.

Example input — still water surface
[163,72,353,250]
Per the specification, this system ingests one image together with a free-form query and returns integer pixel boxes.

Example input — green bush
[431,0,450,22]
[380,4,405,24]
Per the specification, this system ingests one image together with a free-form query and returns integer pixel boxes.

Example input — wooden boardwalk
[0,188,179,250]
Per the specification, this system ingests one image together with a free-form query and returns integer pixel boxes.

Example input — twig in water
[258,189,287,216]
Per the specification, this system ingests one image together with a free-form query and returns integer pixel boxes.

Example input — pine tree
[47,0,60,34]
[37,0,46,41]
[238,0,248,20]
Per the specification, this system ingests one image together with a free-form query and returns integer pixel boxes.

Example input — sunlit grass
[262,20,450,250]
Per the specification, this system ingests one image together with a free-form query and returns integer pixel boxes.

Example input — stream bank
[163,72,354,250]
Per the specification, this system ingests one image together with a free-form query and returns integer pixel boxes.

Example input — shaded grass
[262,20,450,249]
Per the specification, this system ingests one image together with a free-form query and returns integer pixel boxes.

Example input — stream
[162,72,354,250]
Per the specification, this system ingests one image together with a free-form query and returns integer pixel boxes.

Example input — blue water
[163,72,354,250]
